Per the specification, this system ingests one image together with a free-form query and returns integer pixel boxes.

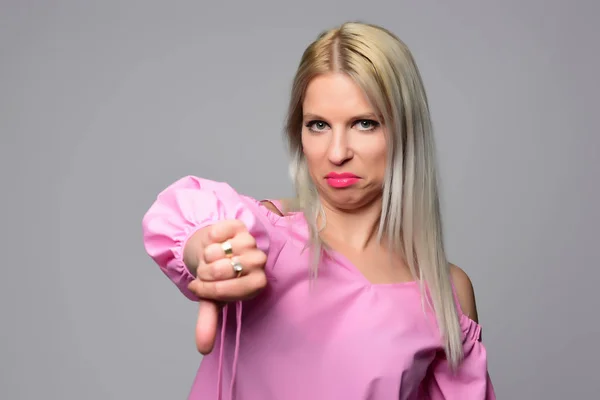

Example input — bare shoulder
[259,200,284,216]
[449,263,479,323]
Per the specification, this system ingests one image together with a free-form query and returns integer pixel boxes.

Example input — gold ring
[221,241,233,258]
[231,258,243,278]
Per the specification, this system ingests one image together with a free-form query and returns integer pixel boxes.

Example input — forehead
[303,73,376,116]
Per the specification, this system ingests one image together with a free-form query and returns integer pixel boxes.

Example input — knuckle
[213,260,232,280]
[240,232,257,248]
[247,234,257,248]
[187,279,198,293]
[209,263,221,280]
[208,223,223,241]
[207,243,226,263]
[195,260,209,276]
[233,232,254,252]
[195,265,205,280]
[213,281,226,299]
[202,244,216,263]
[232,219,245,229]
[200,280,214,297]
[237,250,264,271]
[255,250,267,266]
[191,279,204,296]
[196,279,214,296]
[254,272,268,289]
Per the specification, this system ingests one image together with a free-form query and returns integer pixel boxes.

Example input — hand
[187,219,268,354]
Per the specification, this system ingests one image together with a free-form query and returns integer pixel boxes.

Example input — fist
[187,219,268,355]
[188,219,268,302]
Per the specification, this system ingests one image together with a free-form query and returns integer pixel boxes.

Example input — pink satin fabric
[142,175,496,399]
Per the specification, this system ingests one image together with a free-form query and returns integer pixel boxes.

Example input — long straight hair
[283,22,463,369]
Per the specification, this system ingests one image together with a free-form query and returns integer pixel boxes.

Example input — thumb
[195,299,219,355]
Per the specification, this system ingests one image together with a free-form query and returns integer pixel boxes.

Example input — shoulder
[449,263,479,323]
[150,175,288,228]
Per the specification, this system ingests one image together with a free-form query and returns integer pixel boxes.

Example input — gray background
[1,0,598,399]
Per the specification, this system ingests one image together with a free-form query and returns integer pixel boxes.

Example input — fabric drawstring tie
[216,301,243,400]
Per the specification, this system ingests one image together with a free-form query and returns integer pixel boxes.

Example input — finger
[188,271,268,302]
[197,250,267,281]
[202,219,247,246]
[196,256,240,281]
[203,231,257,264]
[195,299,219,355]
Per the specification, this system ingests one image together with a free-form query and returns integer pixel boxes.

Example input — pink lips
[325,172,360,188]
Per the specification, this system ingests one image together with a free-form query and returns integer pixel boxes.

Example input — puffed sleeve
[420,314,496,399]
[141,175,278,301]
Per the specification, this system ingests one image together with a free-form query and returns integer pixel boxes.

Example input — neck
[319,197,383,251]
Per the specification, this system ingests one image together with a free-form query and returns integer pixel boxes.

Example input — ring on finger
[221,240,234,258]
[230,258,243,278]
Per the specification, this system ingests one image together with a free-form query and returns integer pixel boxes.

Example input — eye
[355,119,380,131]
[305,120,329,133]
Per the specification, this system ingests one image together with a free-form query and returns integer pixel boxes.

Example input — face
[301,73,387,211]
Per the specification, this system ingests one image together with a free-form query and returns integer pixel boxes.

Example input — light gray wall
[1,1,598,399]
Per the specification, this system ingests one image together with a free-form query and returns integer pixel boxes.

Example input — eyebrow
[303,112,381,121]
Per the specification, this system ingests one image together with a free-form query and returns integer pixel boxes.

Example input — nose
[327,128,353,166]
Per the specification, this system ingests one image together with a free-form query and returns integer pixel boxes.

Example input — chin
[328,186,382,208]
[327,192,370,210]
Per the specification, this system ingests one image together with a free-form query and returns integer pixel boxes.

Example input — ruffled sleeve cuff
[420,311,496,399]
[141,175,274,301]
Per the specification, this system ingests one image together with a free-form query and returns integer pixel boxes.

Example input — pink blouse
[142,175,496,399]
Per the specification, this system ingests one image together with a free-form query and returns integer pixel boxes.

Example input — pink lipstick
[325,172,360,188]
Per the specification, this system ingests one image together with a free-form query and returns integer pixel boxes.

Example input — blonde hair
[283,21,463,368]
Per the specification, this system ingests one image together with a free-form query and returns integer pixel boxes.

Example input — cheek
[301,133,324,163]
[364,135,388,174]
[374,152,388,178]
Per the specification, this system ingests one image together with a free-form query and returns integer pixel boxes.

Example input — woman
[142,21,496,399]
